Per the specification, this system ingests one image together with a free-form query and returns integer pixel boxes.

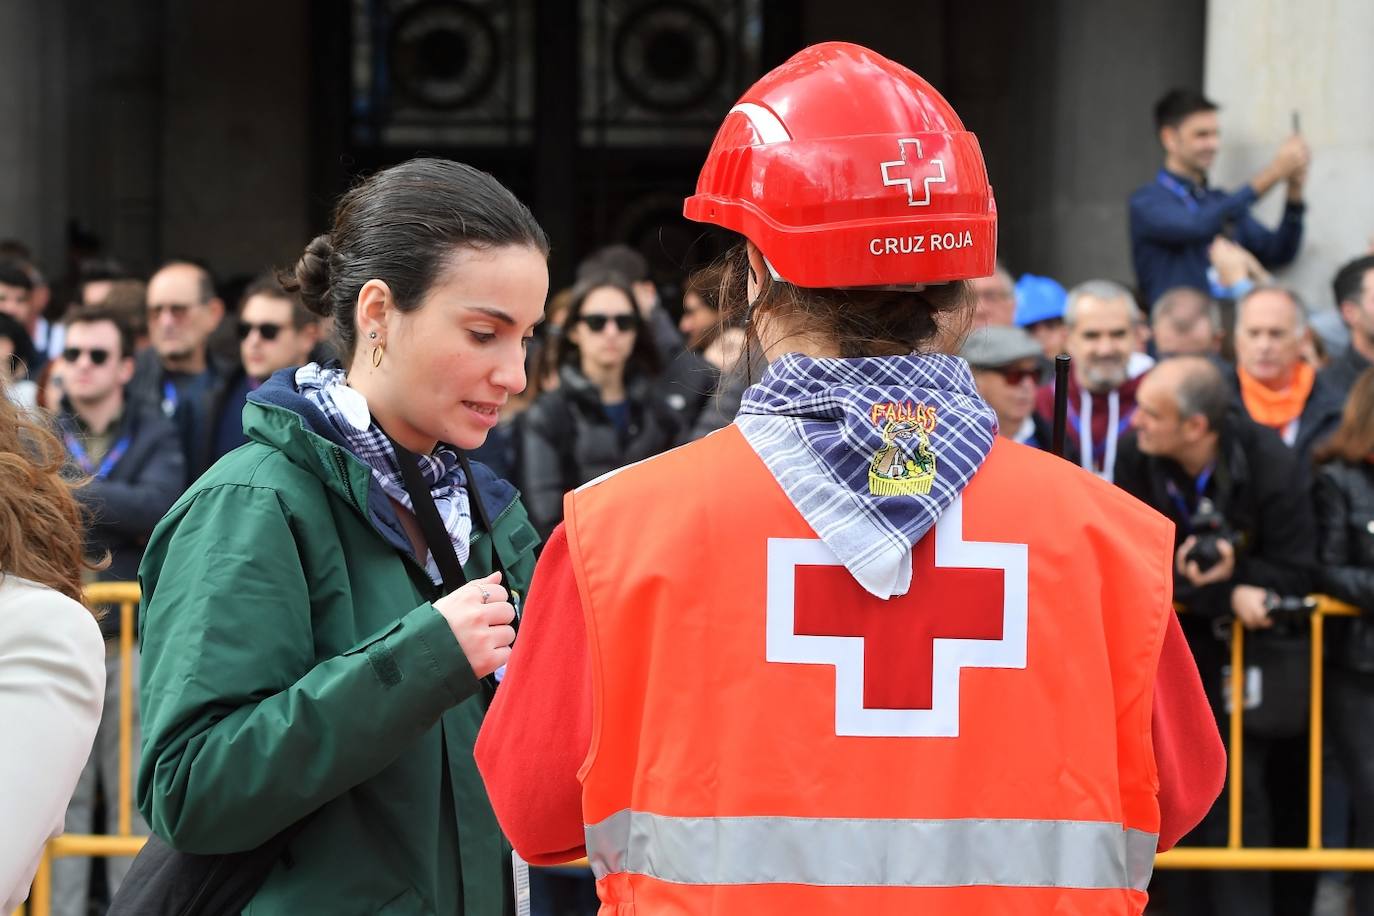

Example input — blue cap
[1014,274,1067,327]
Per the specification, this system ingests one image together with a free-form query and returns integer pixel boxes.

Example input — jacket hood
[245,367,520,549]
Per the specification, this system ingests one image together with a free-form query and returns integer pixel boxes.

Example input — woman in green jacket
[136,158,548,914]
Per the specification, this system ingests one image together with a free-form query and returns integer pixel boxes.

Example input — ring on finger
[478,585,490,604]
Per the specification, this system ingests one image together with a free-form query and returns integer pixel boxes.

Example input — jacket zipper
[329,446,359,511]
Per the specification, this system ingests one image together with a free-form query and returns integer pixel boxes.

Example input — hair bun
[289,234,335,318]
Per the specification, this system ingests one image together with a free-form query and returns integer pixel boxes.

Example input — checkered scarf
[296,363,471,570]
[735,352,997,599]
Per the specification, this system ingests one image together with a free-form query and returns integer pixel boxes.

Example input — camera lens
[1188,535,1223,572]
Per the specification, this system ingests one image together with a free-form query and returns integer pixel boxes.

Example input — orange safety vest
[564,425,1174,915]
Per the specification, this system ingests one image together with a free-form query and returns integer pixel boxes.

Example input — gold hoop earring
[371,344,384,368]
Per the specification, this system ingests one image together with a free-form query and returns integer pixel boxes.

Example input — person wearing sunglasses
[517,275,682,540]
[206,274,322,464]
[961,325,1075,460]
[49,304,183,916]
[128,260,230,479]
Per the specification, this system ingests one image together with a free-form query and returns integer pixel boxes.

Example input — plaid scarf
[296,363,471,571]
[735,352,997,599]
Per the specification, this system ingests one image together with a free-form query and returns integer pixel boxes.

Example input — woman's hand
[434,571,515,678]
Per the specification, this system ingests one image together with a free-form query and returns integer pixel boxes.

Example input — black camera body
[1186,497,1240,572]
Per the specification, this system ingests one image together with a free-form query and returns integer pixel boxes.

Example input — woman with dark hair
[1,385,105,911]
[1313,366,1374,916]
[478,44,1223,915]
[517,275,680,539]
[135,158,547,914]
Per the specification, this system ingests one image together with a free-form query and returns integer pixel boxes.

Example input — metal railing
[1155,595,1374,871]
[11,587,1372,915]
[15,583,147,916]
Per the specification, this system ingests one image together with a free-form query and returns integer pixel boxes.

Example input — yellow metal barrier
[1155,595,1374,870]
[16,583,147,916]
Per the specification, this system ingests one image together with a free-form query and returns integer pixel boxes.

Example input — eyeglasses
[147,303,196,321]
[992,366,1042,386]
[62,347,112,366]
[238,321,284,341]
[580,314,636,333]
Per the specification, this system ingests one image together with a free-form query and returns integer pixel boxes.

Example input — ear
[207,297,226,326]
[356,279,394,344]
[117,355,136,386]
[564,317,584,351]
[745,242,766,306]
[1181,412,1209,441]
[1341,299,1358,328]
[1159,125,1177,154]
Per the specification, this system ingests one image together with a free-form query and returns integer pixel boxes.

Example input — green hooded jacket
[137,373,540,915]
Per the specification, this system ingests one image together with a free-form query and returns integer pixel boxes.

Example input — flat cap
[960,325,1043,368]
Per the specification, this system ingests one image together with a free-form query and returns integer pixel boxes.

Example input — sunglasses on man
[147,303,196,321]
[238,321,284,341]
[991,365,1042,386]
[62,347,113,366]
[579,314,636,333]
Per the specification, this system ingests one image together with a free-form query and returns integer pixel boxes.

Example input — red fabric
[475,525,1226,862]
[474,525,590,865]
[1151,609,1228,850]
[1035,373,1143,469]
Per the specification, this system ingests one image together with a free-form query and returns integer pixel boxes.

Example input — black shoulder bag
[108,447,514,915]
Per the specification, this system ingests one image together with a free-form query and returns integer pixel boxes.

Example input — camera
[1186,498,1239,572]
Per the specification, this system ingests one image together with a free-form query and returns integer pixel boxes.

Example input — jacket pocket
[494,515,540,569]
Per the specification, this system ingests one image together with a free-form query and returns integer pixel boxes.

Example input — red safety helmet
[684,42,996,289]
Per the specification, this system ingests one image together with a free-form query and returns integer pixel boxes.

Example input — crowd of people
[0,73,1371,916]
[955,89,1374,916]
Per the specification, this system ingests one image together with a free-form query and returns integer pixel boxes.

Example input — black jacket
[128,346,239,480]
[1318,344,1372,399]
[1313,460,1374,672]
[517,365,682,540]
[659,347,719,437]
[1114,410,1316,617]
[1229,367,1343,470]
[58,398,185,632]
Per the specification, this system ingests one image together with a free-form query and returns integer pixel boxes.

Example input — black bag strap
[392,442,518,625]
[393,442,469,593]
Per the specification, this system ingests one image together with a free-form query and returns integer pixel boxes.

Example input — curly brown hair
[0,383,104,606]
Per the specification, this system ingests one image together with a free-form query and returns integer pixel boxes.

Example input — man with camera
[1115,356,1315,916]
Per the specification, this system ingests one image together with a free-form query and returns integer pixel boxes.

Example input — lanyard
[1156,169,1201,214]
[1070,390,1133,482]
[65,432,131,479]
[161,380,178,418]
[1164,464,1215,523]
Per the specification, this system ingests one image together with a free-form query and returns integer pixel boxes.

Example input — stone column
[1205,0,1374,310]
[0,0,70,272]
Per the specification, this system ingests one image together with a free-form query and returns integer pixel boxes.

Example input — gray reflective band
[585,810,1157,892]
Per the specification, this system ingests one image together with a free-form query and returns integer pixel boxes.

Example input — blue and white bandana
[296,363,472,573]
[735,352,998,599]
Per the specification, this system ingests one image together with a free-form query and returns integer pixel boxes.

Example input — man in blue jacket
[1129,89,1309,308]
[51,304,184,916]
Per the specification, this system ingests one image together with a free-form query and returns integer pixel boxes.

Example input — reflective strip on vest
[585,810,1157,892]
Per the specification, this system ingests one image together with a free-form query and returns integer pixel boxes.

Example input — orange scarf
[1238,361,1315,430]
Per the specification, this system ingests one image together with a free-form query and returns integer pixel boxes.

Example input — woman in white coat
[0,384,106,911]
